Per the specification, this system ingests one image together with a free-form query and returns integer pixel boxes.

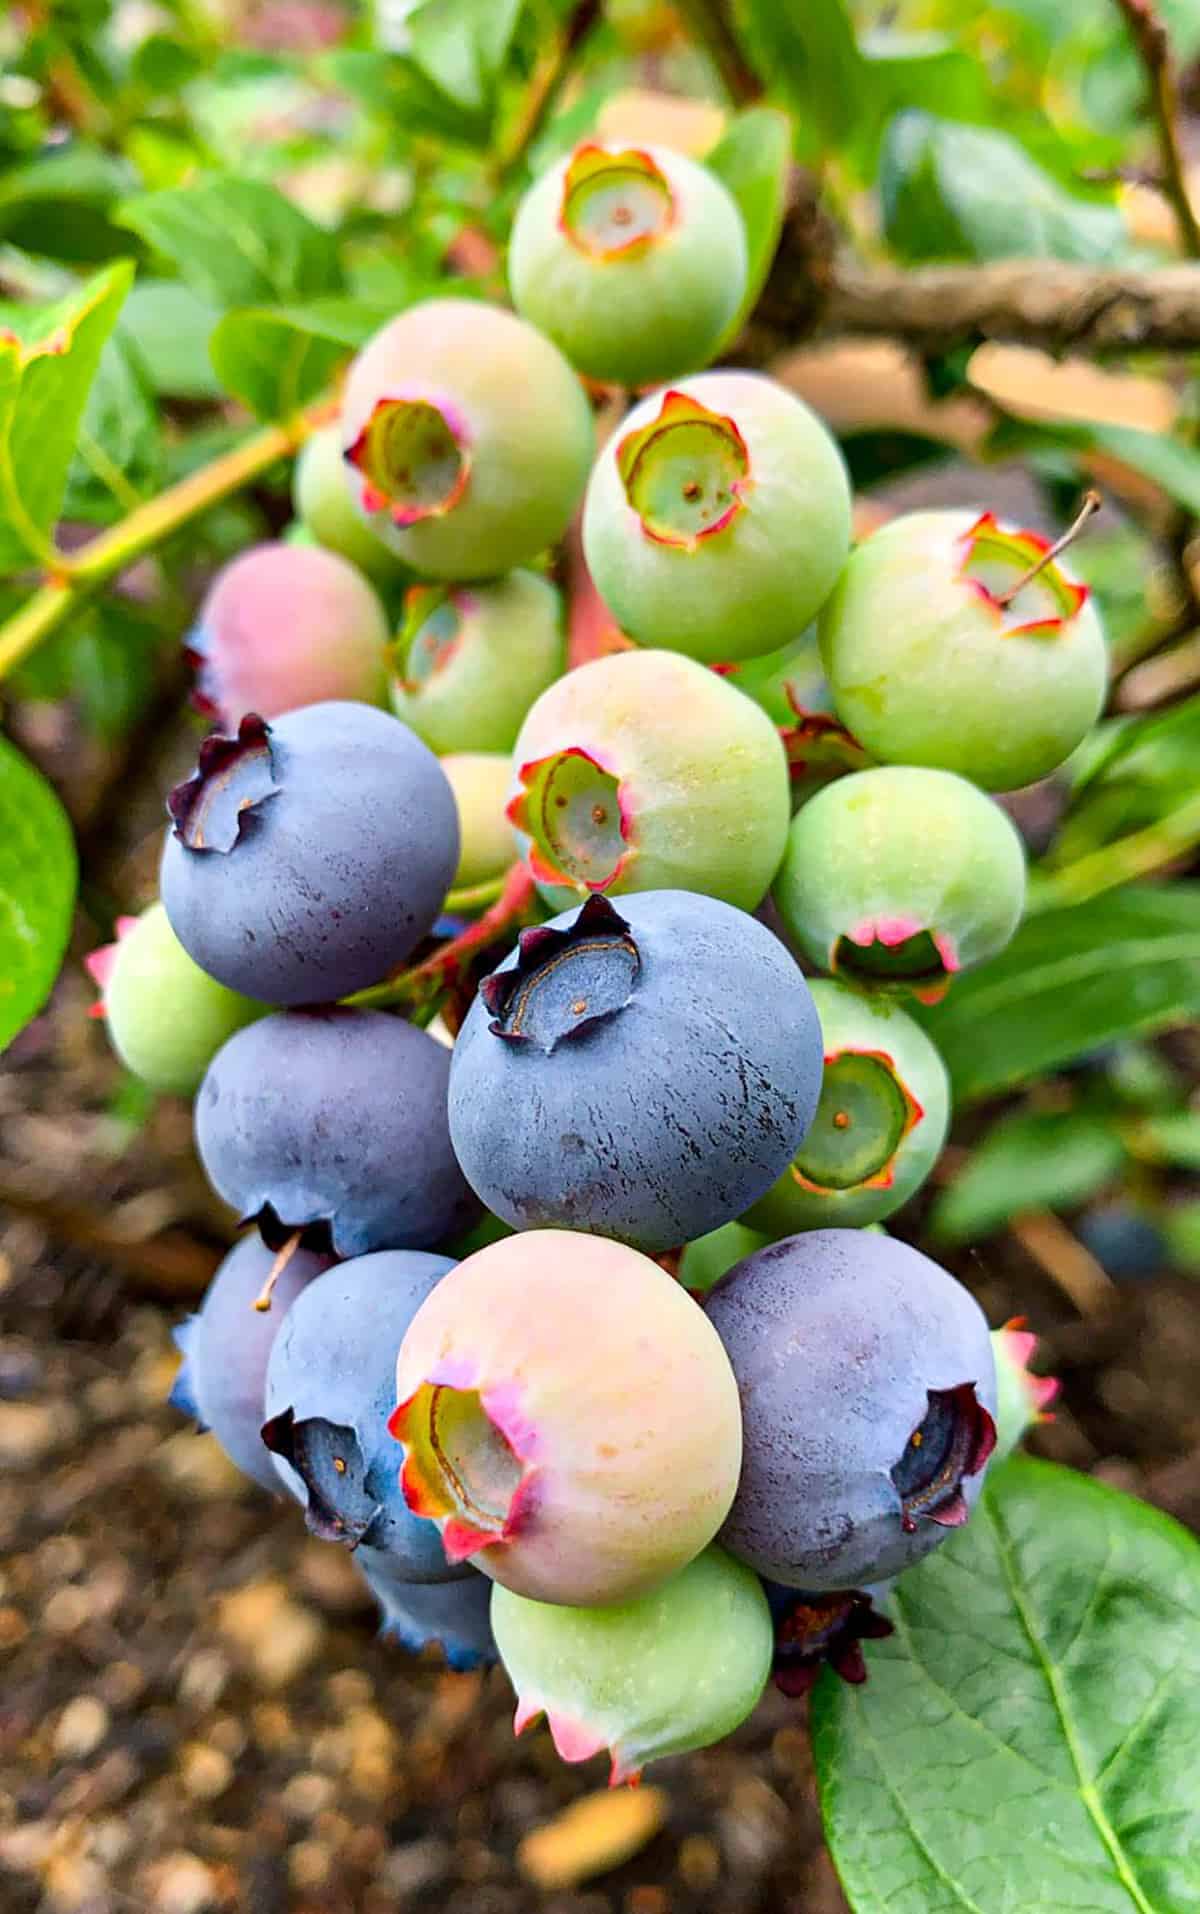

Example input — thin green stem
[1033,790,1200,908]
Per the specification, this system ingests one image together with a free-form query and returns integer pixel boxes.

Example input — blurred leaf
[408,0,524,112]
[209,297,398,421]
[839,428,955,490]
[994,414,1200,520]
[68,596,167,740]
[931,1110,1124,1242]
[813,1458,1200,1914]
[0,145,137,264]
[739,0,863,149]
[116,177,344,308]
[1164,1201,1200,1274]
[118,279,222,400]
[63,327,161,523]
[129,32,204,96]
[1130,1111,1200,1172]
[881,111,1125,263]
[0,258,133,574]
[706,106,792,345]
[0,735,76,1051]
[915,887,1200,1101]
[324,47,495,146]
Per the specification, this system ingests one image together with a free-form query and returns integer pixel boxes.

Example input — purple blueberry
[447,891,823,1253]
[355,1547,496,1670]
[195,1008,478,1258]
[261,1250,463,1579]
[706,1229,997,1589]
[159,704,459,1005]
[170,1232,332,1492]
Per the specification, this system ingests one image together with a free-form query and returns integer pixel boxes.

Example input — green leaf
[0,145,137,265]
[322,49,494,147]
[881,110,1125,263]
[931,1111,1125,1242]
[1129,1111,1200,1172]
[738,0,864,149]
[407,0,524,113]
[814,1457,1200,1914]
[209,297,396,422]
[914,886,1200,1102]
[0,259,134,574]
[705,107,792,345]
[0,736,76,1051]
[118,279,223,399]
[989,414,1200,521]
[115,178,344,309]
[63,326,162,523]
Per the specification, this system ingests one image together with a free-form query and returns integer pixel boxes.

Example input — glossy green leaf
[931,1111,1125,1242]
[0,736,76,1051]
[813,1457,1200,1914]
[739,0,863,148]
[706,106,792,344]
[0,259,134,574]
[63,326,162,523]
[116,178,344,308]
[989,414,1200,520]
[915,887,1200,1102]
[209,298,394,421]
[882,110,1125,262]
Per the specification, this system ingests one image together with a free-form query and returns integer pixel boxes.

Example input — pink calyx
[389,1367,542,1565]
[84,916,140,1019]
[835,920,960,1005]
[344,392,472,527]
[998,1316,1061,1422]
[512,1699,640,1788]
[957,511,1089,637]
[508,745,635,895]
[617,390,751,551]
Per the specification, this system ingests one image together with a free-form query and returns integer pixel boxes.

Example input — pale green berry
[441,753,516,889]
[293,423,410,585]
[388,571,565,754]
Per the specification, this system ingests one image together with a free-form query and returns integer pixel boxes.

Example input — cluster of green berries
[87,133,1074,1774]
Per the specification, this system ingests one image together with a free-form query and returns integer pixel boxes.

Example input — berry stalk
[345,864,538,1016]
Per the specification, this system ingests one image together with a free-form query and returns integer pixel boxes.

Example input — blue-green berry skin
[582,371,851,664]
[92,903,264,1097]
[170,1233,331,1493]
[772,767,1026,991]
[743,981,951,1233]
[820,509,1108,791]
[508,143,747,388]
[389,572,565,755]
[707,1230,998,1590]
[293,424,411,586]
[491,1547,772,1782]
[357,1547,497,1670]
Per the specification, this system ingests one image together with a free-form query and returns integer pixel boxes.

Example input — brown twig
[1113,0,1200,258]
[674,0,761,106]
[1010,1212,1118,1317]
[995,491,1103,605]
[494,0,603,183]
[345,864,539,1014]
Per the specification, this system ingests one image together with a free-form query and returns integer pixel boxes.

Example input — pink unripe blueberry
[292,423,410,586]
[341,299,594,578]
[390,1230,742,1606]
[508,141,748,388]
[441,754,516,889]
[582,371,851,663]
[992,1320,1059,1461]
[743,980,950,1233]
[388,571,565,754]
[186,541,389,725]
[772,766,1026,1003]
[507,648,790,912]
[820,508,1108,791]
[492,1547,772,1785]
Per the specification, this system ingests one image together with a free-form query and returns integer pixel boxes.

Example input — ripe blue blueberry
[355,1547,497,1670]
[706,1229,997,1589]
[170,1232,332,1492]
[448,890,823,1253]
[160,704,459,1006]
[195,1009,478,1258]
[262,1250,464,1579]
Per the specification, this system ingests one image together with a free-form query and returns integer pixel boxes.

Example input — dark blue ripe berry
[261,1250,463,1580]
[170,1232,332,1492]
[706,1229,997,1590]
[160,703,459,1005]
[195,1008,478,1258]
[447,891,824,1254]
[355,1547,497,1671]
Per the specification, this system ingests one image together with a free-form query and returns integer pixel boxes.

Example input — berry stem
[994,491,1102,607]
[344,864,539,1015]
[0,395,337,683]
[254,1231,303,1313]
[1112,0,1200,259]
[674,0,762,105]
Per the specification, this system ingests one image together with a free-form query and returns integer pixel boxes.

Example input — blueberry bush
[3,0,1200,1905]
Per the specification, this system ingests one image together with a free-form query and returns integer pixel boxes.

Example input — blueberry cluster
[88,136,1077,1780]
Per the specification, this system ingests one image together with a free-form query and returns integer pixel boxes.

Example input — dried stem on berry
[994,491,1102,606]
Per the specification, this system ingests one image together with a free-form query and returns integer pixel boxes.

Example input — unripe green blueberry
[582,371,851,663]
[991,1322,1059,1462]
[391,1230,743,1606]
[678,1220,768,1296]
[508,141,748,388]
[492,1547,772,1784]
[772,767,1026,1002]
[293,423,410,585]
[86,903,264,1096]
[341,299,594,578]
[388,571,565,754]
[721,627,871,798]
[743,980,950,1233]
[441,753,515,889]
[820,509,1108,791]
[507,649,789,911]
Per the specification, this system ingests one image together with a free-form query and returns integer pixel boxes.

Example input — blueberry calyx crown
[167,713,280,854]
[617,390,751,549]
[891,1382,997,1534]
[791,1047,922,1194]
[345,395,471,526]
[957,512,1089,637]
[480,894,641,1051]
[559,144,676,259]
[261,1407,382,1545]
[508,746,632,893]
[394,585,464,690]
[833,922,958,1005]
[772,1587,895,1696]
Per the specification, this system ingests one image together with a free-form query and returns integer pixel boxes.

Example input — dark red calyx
[480,894,640,1051]
[772,1589,895,1696]
[891,1383,997,1535]
[167,713,280,854]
